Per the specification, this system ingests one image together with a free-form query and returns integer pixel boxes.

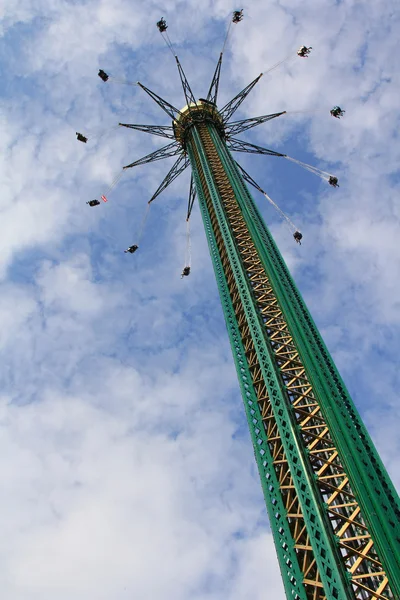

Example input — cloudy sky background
[0,0,399,598]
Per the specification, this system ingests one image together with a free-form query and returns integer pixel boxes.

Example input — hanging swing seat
[125,244,139,254]
[157,18,168,32]
[98,69,109,82]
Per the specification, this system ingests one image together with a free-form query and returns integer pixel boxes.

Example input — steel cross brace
[119,123,175,140]
[227,137,285,157]
[123,142,182,169]
[219,73,263,122]
[149,153,189,204]
[225,111,286,138]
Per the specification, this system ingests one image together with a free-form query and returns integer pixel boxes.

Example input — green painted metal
[188,125,354,599]
[188,142,308,600]
[206,125,400,595]
[183,117,400,598]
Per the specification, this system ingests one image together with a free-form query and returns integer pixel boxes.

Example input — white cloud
[0,0,399,598]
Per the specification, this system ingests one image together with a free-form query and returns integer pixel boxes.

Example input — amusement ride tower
[84,16,400,600]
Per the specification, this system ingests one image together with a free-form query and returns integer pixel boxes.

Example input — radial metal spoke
[235,161,264,193]
[235,161,297,230]
[119,123,175,139]
[123,142,182,169]
[137,82,182,121]
[225,111,286,137]
[206,52,223,105]
[149,153,190,204]
[175,56,197,107]
[219,73,263,122]
[186,174,197,220]
[227,137,285,157]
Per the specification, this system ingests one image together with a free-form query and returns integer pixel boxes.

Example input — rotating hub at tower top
[173,99,225,147]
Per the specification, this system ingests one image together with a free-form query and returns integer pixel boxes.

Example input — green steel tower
[91,22,400,600]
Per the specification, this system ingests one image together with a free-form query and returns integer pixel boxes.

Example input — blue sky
[0,1,399,598]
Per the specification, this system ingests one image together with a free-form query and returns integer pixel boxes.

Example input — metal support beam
[137,82,182,121]
[219,73,263,122]
[235,162,264,194]
[119,123,175,139]
[236,162,297,231]
[186,174,197,220]
[149,153,189,204]
[225,111,286,138]
[123,142,182,169]
[206,52,223,105]
[175,56,197,107]
[227,137,285,157]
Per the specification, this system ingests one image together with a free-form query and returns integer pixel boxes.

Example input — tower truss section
[171,102,400,600]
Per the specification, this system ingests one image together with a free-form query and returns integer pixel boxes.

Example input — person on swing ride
[181,266,191,278]
[87,199,100,207]
[157,17,168,32]
[76,132,88,143]
[124,245,139,254]
[328,176,339,187]
[330,106,345,119]
[293,231,303,245]
[297,45,312,57]
[98,69,109,82]
[232,9,243,23]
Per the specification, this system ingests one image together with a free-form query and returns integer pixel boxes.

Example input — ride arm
[219,73,263,122]
[186,174,197,221]
[175,56,197,107]
[227,137,286,157]
[148,154,190,204]
[206,53,223,105]
[235,162,265,193]
[235,161,298,230]
[137,82,182,120]
[119,123,175,140]
[225,111,286,137]
[123,143,183,169]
